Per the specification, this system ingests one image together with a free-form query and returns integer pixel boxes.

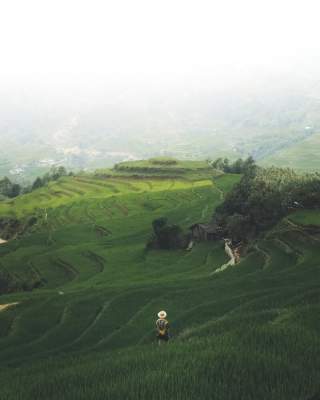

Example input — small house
[189,223,222,241]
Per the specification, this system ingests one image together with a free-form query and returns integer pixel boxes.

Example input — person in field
[156,310,169,345]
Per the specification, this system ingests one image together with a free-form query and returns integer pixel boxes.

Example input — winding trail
[215,186,224,201]
[0,303,19,312]
[212,240,236,274]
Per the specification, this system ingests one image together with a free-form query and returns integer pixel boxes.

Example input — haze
[1,0,320,180]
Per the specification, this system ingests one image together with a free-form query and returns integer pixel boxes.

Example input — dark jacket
[156,318,169,338]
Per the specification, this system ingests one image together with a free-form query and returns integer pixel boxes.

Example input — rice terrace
[0,158,318,400]
[3,2,320,397]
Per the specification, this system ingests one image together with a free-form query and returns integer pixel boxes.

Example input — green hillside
[0,162,319,399]
[262,132,320,172]
[289,209,320,226]
[96,157,221,180]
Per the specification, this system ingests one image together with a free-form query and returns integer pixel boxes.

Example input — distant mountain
[2,77,320,180]
[262,132,320,171]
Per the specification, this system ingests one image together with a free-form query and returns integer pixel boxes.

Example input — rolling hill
[4,79,320,182]
[262,132,320,172]
[0,160,319,399]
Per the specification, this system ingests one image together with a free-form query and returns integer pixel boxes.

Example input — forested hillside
[212,164,320,242]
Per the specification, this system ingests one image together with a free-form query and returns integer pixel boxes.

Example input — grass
[288,209,320,226]
[0,161,319,399]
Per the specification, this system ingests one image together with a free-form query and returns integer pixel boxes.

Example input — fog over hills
[1,73,320,181]
[1,0,320,180]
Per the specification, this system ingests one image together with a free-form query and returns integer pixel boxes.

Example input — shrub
[149,157,178,166]
[148,217,186,249]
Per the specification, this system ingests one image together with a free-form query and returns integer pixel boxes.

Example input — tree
[32,177,43,190]
[0,177,21,198]
[225,213,253,242]
[30,166,70,193]
[231,158,244,174]
[156,224,183,249]
[9,183,21,198]
[242,156,257,177]
[0,177,12,197]
[213,165,320,243]
[211,156,256,174]
[149,218,186,250]
[211,158,225,171]
[152,217,168,235]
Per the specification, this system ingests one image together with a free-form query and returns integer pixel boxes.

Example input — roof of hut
[189,223,220,234]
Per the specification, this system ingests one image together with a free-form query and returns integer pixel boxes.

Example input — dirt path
[0,238,7,245]
[0,302,19,312]
[215,186,224,201]
[211,240,236,274]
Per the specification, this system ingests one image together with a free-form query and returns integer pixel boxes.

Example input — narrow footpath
[211,239,236,274]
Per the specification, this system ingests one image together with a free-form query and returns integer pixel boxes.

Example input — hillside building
[189,223,222,241]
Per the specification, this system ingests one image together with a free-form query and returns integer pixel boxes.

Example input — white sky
[0,0,320,89]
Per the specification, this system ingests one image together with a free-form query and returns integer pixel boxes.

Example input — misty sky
[1,0,320,177]
[1,0,320,95]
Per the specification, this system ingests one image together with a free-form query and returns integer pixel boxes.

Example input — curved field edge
[0,171,320,400]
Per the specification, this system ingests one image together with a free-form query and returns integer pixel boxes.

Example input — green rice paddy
[0,167,319,400]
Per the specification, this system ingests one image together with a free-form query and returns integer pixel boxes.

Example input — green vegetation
[0,177,21,199]
[210,156,256,174]
[148,217,186,250]
[30,166,69,192]
[289,209,320,226]
[0,160,319,399]
[97,158,221,181]
[0,166,70,203]
[149,157,179,165]
[214,166,320,242]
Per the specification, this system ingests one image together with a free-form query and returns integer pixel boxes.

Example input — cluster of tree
[150,157,178,166]
[211,156,256,174]
[213,166,320,243]
[0,177,22,199]
[30,166,69,191]
[147,217,187,250]
[0,166,71,200]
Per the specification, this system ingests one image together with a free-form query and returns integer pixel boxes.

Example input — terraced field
[288,209,320,226]
[0,169,319,400]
